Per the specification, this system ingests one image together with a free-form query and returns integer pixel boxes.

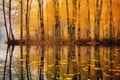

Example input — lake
[0,44,120,80]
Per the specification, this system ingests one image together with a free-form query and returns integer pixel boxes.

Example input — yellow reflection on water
[6,46,120,80]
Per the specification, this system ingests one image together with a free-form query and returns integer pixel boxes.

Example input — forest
[1,0,120,80]
[1,0,120,45]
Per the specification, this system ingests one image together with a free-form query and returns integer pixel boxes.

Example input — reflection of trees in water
[3,45,14,80]
[94,46,103,80]
[2,45,120,80]
[20,45,23,80]
[38,46,44,80]
[25,45,31,80]
[67,46,77,79]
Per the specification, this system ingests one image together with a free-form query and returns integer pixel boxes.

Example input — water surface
[0,44,120,80]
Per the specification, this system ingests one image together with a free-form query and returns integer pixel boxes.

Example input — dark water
[0,44,120,80]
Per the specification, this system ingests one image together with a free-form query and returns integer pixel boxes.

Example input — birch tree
[3,0,9,41]
[9,0,15,40]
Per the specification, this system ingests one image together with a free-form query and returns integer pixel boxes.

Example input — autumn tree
[20,0,23,40]
[109,0,114,40]
[72,0,77,40]
[77,0,81,40]
[38,0,45,40]
[117,0,120,38]
[87,0,91,40]
[53,0,60,39]
[25,0,30,40]
[94,0,103,41]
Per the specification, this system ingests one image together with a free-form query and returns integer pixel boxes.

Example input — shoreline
[5,39,120,46]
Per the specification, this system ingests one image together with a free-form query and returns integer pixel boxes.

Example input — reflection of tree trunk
[26,46,30,80]
[9,46,14,80]
[3,45,10,80]
[87,47,91,79]
[87,0,91,40]
[109,47,114,80]
[94,46,103,80]
[77,46,81,79]
[39,46,44,80]
[94,0,103,41]
[53,0,60,39]
[67,46,75,75]
[3,0,9,41]
[3,45,14,80]
[20,46,23,80]
[67,47,70,74]
[72,46,77,80]
[54,46,60,79]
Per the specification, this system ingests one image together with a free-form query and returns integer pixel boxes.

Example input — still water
[0,44,120,80]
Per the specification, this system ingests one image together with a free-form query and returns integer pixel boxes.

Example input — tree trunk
[117,0,120,38]
[20,0,23,40]
[3,0,9,41]
[77,0,81,40]
[94,0,103,41]
[66,0,70,39]
[26,0,30,40]
[118,20,120,38]
[87,0,91,40]
[38,0,44,40]
[109,0,114,40]
[72,0,77,40]
[53,0,60,40]
[9,0,14,40]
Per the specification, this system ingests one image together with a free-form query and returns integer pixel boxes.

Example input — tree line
[2,0,120,41]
